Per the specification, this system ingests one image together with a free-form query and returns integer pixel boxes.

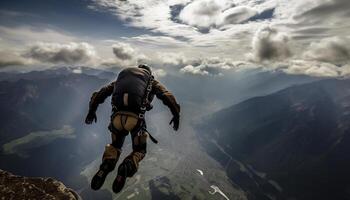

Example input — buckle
[147,85,152,91]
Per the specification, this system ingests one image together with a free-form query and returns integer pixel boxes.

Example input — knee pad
[102,144,121,161]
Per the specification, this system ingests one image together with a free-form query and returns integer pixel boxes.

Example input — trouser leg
[119,129,148,177]
[101,130,127,171]
[91,130,127,190]
[111,113,143,193]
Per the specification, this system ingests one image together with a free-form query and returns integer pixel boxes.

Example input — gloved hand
[85,111,97,124]
[169,116,179,131]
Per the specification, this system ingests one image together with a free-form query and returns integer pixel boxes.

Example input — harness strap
[138,75,154,119]
[136,120,158,144]
[143,128,158,144]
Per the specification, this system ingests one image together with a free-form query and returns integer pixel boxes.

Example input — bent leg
[120,129,148,177]
[91,130,127,190]
[101,130,127,171]
[113,128,148,193]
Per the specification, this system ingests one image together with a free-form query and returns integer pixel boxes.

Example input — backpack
[112,67,153,114]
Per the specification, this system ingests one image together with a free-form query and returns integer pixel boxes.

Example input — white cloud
[24,42,97,65]
[216,6,258,27]
[112,42,137,60]
[293,0,350,26]
[280,60,341,77]
[179,1,259,28]
[153,68,167,77]
[0,26,76,46]
[90,0,199,38]
[180,57,245,76]
[179,0,231,28]
[90,0,278,43]
[181,64,209,75]
[122,34,187,48]
[303,37,350,65]
[89,0,350,70]
[1,0,350,78]
[156,52,192,66]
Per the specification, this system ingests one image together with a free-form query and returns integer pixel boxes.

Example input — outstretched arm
[85,81,115,124]
[152,80,180,130]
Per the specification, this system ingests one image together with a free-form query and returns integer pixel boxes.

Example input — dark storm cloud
[24,42,96,65]
[0,60,24,67]
[251,26,292,62]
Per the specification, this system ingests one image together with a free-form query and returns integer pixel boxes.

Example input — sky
[0,0,350,77]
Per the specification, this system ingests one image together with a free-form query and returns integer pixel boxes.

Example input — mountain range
[0,66,328,200]
[196,79,350,200]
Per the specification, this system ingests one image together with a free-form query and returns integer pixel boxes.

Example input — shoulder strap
[138,75,154,119]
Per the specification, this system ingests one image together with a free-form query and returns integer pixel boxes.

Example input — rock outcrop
[0,169,81,200]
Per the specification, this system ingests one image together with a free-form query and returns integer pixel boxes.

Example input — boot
[91,144,121,190]
[91,160,115,190]
[112,160,133,193]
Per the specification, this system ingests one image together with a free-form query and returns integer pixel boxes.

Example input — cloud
[0,26,76,46]
[153,68,167,78]
[179,1,258,28]
[0,51,32,68]
[156,52,193,66]
[89,0,350,65]
[24,42,97,65]
[100,42,149,68]
[122,34,187,48]
[0,9,36,18]
[89,0,276,43]
[179,0,230,28]
[0,0,349,79]
[90,0,199,38]
[180,57,246,76]
[112,42,137,60]
[216,6,258,27]
[2,125,75,157]
[279,60,342,77]
[303,37,350,65]
[180,64,210,75]
[294,0,350,24]
[250,26,292,62]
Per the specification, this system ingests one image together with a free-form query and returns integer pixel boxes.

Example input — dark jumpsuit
[88,79,180,176]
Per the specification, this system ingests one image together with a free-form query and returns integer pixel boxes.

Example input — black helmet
[138,64,152,74]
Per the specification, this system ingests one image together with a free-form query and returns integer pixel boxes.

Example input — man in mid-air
[85,64,180,193]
